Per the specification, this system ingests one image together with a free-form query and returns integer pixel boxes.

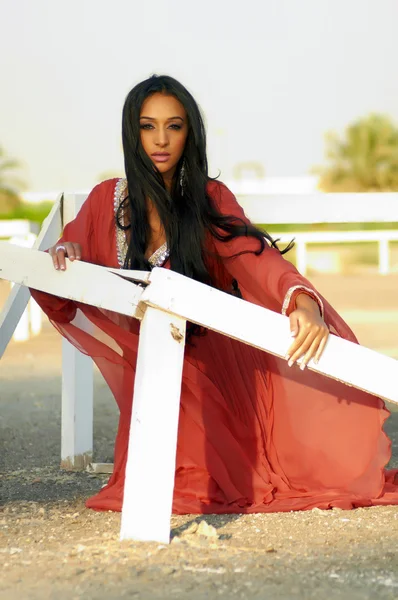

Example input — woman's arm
[30,183,100,322]
[209,181,329,368]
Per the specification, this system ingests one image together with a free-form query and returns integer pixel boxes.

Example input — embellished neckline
[113,178,170,269]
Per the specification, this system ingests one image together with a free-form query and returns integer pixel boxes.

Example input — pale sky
[1,0,398,192]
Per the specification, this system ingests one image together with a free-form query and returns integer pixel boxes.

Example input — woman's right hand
[48,242,82,271]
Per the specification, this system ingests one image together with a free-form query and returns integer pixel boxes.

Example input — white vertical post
[61,193,94,470]
[61,313,94,470]
[378,238,389,275]
[120,306,186,543]
[296,239,307,275]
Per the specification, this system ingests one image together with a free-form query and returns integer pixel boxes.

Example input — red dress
[31,178,398,513]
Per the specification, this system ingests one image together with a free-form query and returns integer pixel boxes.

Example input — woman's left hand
[285,294,329,370]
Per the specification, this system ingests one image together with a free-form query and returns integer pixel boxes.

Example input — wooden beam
[0,243,146,320]
[142,268,398,405]
[120,307,186,543]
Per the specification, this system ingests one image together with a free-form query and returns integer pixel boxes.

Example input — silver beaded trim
[114,178,170,268]
[148,242,169,267]
[114,178,128,267]
[281,285,324,318]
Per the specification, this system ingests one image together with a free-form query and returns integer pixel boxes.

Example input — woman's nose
[155,128,169,147]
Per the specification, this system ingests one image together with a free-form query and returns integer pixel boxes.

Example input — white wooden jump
[1,190,398,543]
[1,239,398,542]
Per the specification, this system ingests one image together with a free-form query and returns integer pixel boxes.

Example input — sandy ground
[1,274,398,600]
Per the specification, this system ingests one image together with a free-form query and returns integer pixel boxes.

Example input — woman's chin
[154,164,176,178]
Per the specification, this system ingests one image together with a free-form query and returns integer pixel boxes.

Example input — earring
[179,159,186,196]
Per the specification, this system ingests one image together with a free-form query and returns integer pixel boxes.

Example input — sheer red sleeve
[29,184,100,323]
[208,181,357,342]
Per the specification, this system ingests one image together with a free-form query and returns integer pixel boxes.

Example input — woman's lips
[151,153,170,163]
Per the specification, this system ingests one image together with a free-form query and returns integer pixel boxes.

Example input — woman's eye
[139,123,182,130]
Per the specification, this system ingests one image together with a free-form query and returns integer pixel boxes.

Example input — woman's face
[139,92,188,183]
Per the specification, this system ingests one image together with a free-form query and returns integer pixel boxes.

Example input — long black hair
[119,74,291,286]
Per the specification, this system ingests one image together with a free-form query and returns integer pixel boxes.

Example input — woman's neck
[162,174,173,192]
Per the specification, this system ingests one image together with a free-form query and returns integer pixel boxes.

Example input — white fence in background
[237,192,398,275]
[271,230,398,275]
[0,191,398,543]
[237,192,398,224]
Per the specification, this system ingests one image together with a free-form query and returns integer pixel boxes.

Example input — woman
[31,75,398,514]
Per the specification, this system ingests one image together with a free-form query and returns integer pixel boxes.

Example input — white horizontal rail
[238,193,398,224]
[274,230,398,243]
[1,245,397,405]
[0,242,147,320]
[143,268,398,405]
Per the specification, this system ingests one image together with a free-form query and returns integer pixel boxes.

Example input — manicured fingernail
[290,331,296,337]
[60,265,65,271]
[285,354,290,361]
[288,359,294,367]
[314,359,318,365]
[300,363,306,371]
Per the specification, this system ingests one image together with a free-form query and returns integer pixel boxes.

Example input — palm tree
[314,114,398,192]
[0,146,26,216]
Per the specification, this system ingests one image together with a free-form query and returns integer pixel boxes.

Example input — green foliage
[314,114,398,192]
[2,201,53,225]
[0,146,27,216]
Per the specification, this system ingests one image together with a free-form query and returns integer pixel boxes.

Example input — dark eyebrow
[139,116,184,122]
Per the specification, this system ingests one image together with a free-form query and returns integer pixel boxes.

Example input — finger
[286,330,307,360]
[288,330,318,366]
[314,330,329,364]
[299,333,325,370]
[73,243,82,260]
[66,243,76,261]
[286,321,315,360]
[56,244,68,271]
[49,247,60,271]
